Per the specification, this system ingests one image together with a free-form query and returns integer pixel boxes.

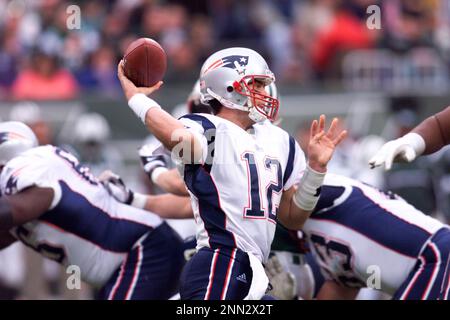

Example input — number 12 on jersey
[242,152,282,223]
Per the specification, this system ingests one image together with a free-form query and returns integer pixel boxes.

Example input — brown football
[123,38,167,87]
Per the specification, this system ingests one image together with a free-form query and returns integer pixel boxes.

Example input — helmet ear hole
[226,86,234,93]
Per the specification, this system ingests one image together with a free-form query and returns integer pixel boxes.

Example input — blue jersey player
[265,174,450,300]
[0,122,185,300]
[303,173,450,300]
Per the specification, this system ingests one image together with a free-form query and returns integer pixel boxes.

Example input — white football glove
[265,255,297,300]
[99,170,134,204]
[368,133,426,171]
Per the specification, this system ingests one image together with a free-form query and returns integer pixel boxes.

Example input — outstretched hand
[98,170,134,204]
[368,139,417,171]
[307,115,347,172]
[117,60,163,101]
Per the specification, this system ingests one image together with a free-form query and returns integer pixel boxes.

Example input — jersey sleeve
[283,137,306,191]
[0,156,51,196]
[178,114,212,164]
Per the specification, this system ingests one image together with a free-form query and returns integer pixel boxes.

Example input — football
[123,38,167,87]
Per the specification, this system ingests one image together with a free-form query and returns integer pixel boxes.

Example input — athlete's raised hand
[307,115,347,172]
[117,60,163,101]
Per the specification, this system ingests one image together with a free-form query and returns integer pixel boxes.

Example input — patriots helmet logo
[203,55,249,75]
[5,175,18,195]
[0,132,27,145]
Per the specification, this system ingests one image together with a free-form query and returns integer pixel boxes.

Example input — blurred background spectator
[9,101,53,144]
[0,0,447,96]
[70,112,124,176]
[11,50,78,100]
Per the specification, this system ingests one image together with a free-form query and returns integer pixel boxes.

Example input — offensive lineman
[300,174,450,300]
[0,122,185,300]
[115,47,347,300]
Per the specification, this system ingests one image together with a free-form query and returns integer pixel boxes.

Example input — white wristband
[151,166,169,184]
[402,133,426,156]
[131,192,148,209]
[293,165,326,211]
[128,93,161,124]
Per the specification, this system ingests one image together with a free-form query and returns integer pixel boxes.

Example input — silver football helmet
[73,113,110,144]
[0,121,38,165]
[267,82,278,101]
[199,47,279,123]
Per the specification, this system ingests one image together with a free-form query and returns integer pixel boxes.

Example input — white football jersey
[178,114,305,263]
[303,173,445,295]
[0,145,163,287]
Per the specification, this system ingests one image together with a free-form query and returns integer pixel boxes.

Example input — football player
[369,106,450,170]
[116,47,347,300]
[268,174,450,300]
[111,171,450,300]
[0,122,185,300]
[303,173,450,300]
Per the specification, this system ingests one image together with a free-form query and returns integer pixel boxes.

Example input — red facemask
[233,75,279,121]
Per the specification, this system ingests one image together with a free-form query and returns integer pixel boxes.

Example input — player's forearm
[144,106,188,151]
[143,194,193,219]
[281,203,311,230]
[279,166,326,230]
[128,93,199,154]
[316,281,358,300]
[3,187,53,229]
[412,106,450,155]
[278,187,311,230]
[155,169,189,196]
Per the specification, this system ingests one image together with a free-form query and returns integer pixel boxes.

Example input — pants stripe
[220,248,237,300]
[125,243,143,300]
[443,255,450,299]
[180,247,252,300]
[400,257,425,300]
[204,249,220,300]
[98,223,185,300]
[396,228,450,300]
[445,274,450,299]
[440,255,450,294]
[108,254,128,300]
[421,243,441,299]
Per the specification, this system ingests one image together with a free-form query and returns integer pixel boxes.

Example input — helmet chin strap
[206,88,268,123]
[248,108,267,123]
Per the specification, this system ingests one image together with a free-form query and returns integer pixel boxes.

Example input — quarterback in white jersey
[116,47,347,300]
[176,113,304,262]
[0,122,185,300]
[295,174,450,300]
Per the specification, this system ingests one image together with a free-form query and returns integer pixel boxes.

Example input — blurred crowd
[0,0,449,100]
